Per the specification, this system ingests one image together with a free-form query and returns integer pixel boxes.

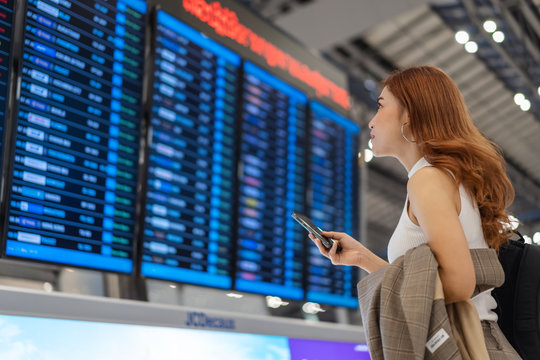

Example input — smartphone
[291,212,341,252]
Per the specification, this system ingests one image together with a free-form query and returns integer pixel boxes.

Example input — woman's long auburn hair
[383,66,515,251]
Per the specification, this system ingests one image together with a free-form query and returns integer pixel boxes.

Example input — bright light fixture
[266,296,289,308]
[364,149,373,163]
[520,99,531,111]
[492,31,505,43]
[533,232,540,245]
[483,20,497,33]
[514,93,525,105]
[508,215,520,230]
[302,302,325,314]
[455,30,470,44]
[43,282,54,292]
[226,292,244,299]
[464,41,478,53]
[368,139,373,149]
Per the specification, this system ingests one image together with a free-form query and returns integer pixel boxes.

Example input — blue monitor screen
[4,0,147,272]
[234,61,307,300]
[140,11,240,289]
[0,314,371,359]
[0,0,15,178]
[306,101,360,308]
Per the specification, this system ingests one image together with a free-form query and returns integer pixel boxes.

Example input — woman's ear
[401,109,410,123]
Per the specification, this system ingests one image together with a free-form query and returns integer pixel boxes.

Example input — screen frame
[304,100,361,309]
[0,0,149,274]
[137,8,242,290]
[233,60,309,301]
[0,0,22,260]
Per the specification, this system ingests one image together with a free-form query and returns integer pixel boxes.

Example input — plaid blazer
[357,244,504,360]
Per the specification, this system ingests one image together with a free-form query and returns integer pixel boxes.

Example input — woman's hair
[383,65,515,251]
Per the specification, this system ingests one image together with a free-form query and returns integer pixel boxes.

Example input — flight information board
[140,11,240,289]
[4,0,147,272]
[0,0,15,176]
[234,61,307,300]
[306,101,359,308]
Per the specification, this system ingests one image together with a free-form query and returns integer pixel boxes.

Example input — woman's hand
[309,231,388,273]
[309,231,363,267]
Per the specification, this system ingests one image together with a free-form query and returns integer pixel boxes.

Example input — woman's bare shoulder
[407,166,458,200]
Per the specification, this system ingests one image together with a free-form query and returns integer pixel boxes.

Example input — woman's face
[368,86,408,157]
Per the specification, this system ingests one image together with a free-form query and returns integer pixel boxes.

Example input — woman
[309,66,520,358]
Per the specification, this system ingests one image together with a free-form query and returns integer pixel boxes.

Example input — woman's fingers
[308,234,330,258]
[328,241,339,264]
[321,231,341,240]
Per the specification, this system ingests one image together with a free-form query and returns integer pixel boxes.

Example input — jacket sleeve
[470,249,505,296]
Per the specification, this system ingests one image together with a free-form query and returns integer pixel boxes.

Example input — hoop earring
[401,122,416,143]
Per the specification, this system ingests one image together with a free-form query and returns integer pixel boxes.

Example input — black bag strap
[513,230,526,244]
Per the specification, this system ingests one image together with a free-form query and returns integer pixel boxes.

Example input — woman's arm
[407,167,476,303]
[309,231,388,273]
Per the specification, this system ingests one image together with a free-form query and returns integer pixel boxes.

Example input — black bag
[493,230,540,360]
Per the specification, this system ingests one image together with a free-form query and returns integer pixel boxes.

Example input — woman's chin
[371,149,390,158]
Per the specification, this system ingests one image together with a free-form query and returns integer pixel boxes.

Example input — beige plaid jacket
[358,244,504,360]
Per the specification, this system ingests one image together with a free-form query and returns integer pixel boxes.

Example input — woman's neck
[396,146,423,173]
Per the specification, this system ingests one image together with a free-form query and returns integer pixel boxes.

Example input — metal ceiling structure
[239,0,540,257]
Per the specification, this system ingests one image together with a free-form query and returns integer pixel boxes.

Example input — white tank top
[387,157,498,321]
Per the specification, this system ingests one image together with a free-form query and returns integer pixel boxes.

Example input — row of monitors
[0,0,361,308]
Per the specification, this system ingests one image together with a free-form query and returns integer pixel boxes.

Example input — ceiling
[239,0,540,257]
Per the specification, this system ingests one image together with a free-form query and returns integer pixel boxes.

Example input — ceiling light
[43,282,53,292]
[520,99,531,111]
[266,296,289,308]
[226,292,244,299]
[533,232,540,245]
[302,302,325,314]
[464,41,478,53]
[483,20,497,33]
[266,296,282,308]
[508,215,520,230]
[537,86,540,96]
[364,149,373,163]
[492,31,505,43]
[455,30,470,44]
[368,139,373,149]
[524,235,532,244]
[514,93,525,105]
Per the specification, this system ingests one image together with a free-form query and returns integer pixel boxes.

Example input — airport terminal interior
[0,0,538,358]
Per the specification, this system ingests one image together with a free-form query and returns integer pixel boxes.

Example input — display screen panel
[0,313,370,359]
[0,0,16,179]
[306,101,360,308]
[4,0,147,272]
[234,61,307,300]
[140,11,240,289]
